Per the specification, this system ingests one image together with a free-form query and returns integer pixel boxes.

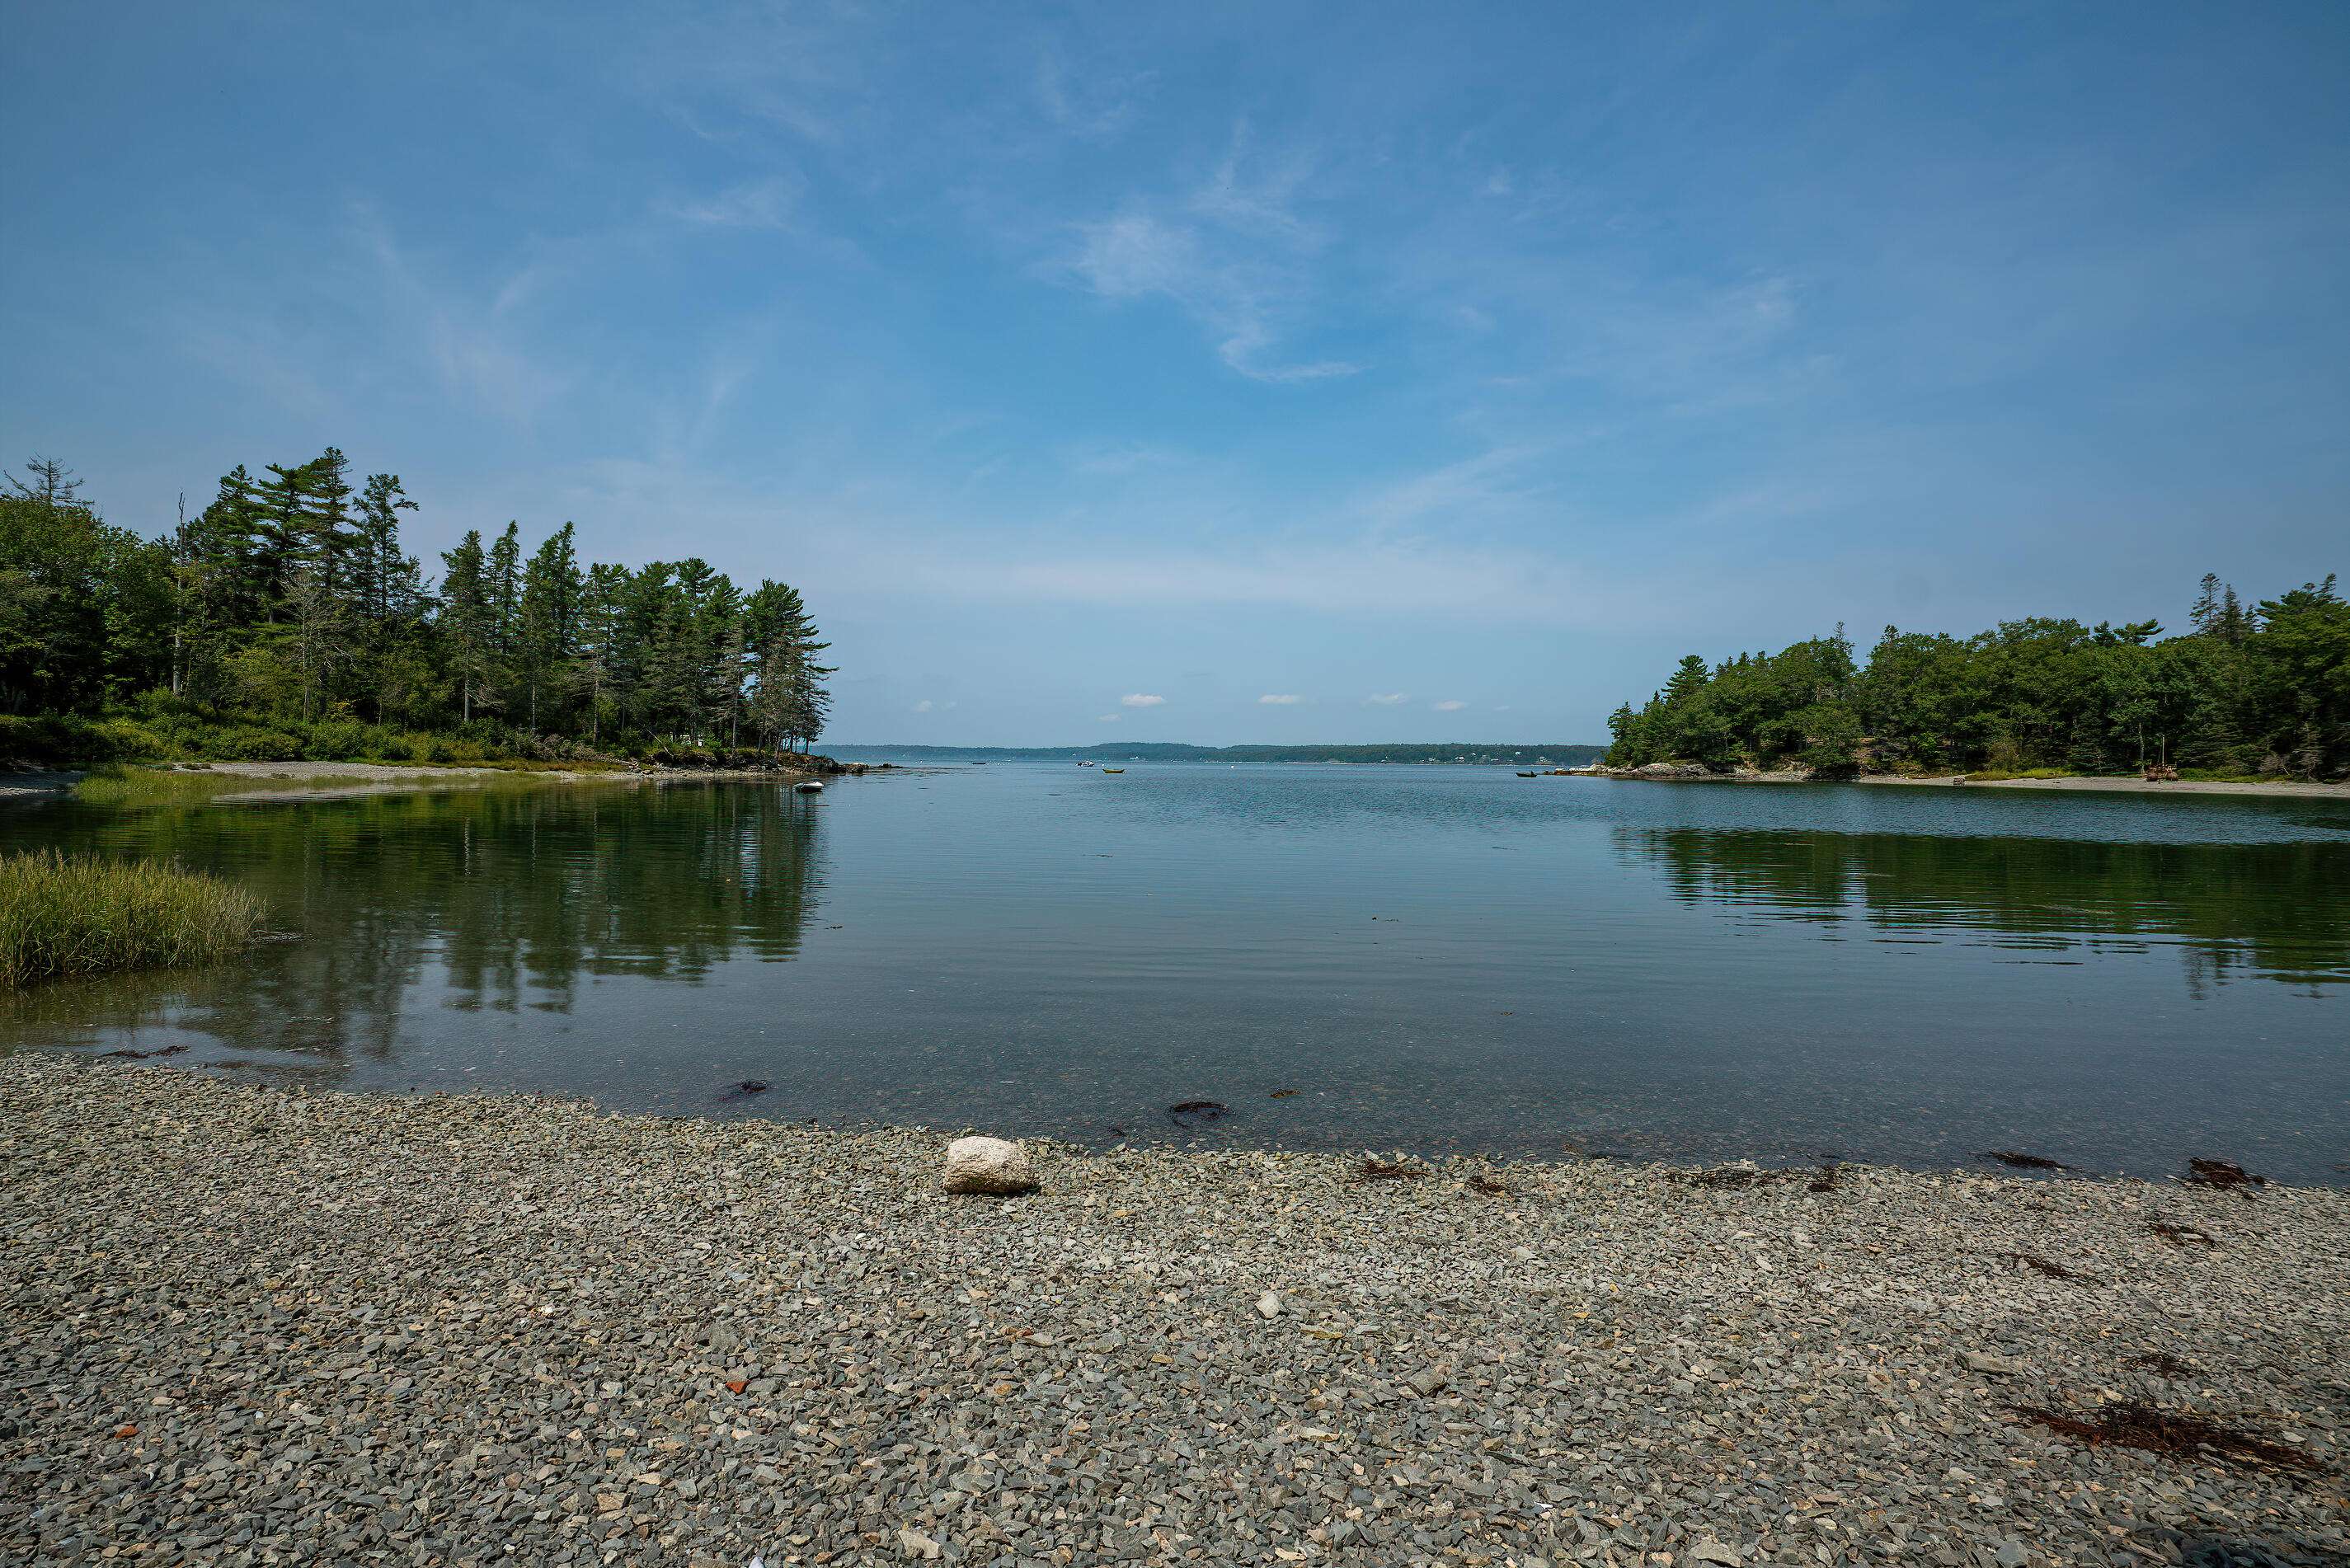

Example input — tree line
[1605,574,2349,779]
[0,453,834,760]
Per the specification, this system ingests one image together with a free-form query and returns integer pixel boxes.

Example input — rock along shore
[3,1055,2343,1568]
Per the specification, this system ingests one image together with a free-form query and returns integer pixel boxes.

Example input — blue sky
[3,2,2345,744]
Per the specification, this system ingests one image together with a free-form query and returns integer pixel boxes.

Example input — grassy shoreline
[0,850,266,987]
[1,755,861,805]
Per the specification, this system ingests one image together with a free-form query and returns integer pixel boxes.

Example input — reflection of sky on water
[2,768,2344,1183]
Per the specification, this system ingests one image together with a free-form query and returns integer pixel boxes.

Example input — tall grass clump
[0,850,266,987]
[70,766,256,808]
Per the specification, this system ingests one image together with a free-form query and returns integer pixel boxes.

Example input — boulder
[941,1135,1039,1195]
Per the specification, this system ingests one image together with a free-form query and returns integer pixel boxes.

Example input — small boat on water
[1101,768,1125,774]
[1516,771,1539,777]
[793,780,825,794]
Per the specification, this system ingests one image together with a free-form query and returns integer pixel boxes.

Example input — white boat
[792,780,825,794]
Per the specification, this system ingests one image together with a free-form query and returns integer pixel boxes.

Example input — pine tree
[439,530,494,725]
[486,522,522,709]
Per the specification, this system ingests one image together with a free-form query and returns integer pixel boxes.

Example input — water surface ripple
[4,763,2344,1182]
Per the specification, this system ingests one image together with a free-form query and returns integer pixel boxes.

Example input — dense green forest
[1605,575,2350,779]
[0,454,833,765]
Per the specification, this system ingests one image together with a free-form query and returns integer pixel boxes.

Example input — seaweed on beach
[2010,1251,2088,1281]
[1682,1164,1782,1189]
[2183,1158,2268,1198]
[1267,1089,1300,1099]
[96,1044,190,1060]
[1680,1162,1827,1190]
[1167,1100,1228,1129]
[1983,1150,2073,1171]
[1467,1171,1510,1196]
[1355,1158,1427,1182]
[718,1080,768,1100]
[2150,1219,2218,1248]
[2131,1351,2195,1379]
[2011,1401,2318,1472]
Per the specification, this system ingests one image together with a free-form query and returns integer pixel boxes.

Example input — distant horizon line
[827,739,1611,752]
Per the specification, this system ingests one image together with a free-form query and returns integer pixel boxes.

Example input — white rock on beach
[941,1135,1039,1195]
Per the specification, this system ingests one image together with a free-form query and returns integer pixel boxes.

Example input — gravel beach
[3,1056,2343,1568]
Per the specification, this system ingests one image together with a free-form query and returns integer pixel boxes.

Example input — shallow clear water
[5,763,2347,1182]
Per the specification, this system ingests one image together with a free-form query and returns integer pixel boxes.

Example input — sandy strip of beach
[1853,774,2349,800]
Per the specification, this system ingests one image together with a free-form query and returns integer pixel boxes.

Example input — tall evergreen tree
[439,530,494,725]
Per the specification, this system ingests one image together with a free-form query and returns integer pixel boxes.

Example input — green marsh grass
[71,767,256,807]
[0,850,266,987]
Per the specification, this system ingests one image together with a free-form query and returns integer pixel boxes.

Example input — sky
[2,2,2346,744]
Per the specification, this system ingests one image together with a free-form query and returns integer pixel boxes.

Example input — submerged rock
[941,1135,1039,1195]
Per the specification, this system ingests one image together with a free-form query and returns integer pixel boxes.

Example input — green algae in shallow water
[0,849,266,987]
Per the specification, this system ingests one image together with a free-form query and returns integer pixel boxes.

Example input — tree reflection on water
[0,782,825,1068]
[1614,825,2350,993]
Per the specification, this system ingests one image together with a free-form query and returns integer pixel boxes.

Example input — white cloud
[1257,693,1304,705]
[1033,48,1154,140]
[894,534,1571,617]
[1433,699,1467,711]
[1070,213,1206,300]
[1364,692,1409,706]
[1060,126,1361,383]
[1120,692,1165,708]
[911,698,933,712]
[355,207,570,425]
[1097,713,1121,723]
[658,174,805,230]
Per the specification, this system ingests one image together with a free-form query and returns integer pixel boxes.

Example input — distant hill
[834,742,1610,765]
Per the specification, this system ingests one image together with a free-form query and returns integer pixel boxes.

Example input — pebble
[2,1054,2343,1568]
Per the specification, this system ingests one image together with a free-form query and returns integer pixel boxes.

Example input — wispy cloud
[894,533,1572,618]
[1189,124,1323,246]
[1432,698,1467,711]
[1257,693,1304,705]
[1364,692,1409,706]
[658,174,805,230]
[354,206,570,425]
[1120,692,1165,708]
[912,698,934,712]
[1097,712,1121,723]
[1060,123,1361,383]
[1034,47,1154,140]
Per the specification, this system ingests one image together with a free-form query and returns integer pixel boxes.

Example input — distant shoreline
[834,742,1610,766]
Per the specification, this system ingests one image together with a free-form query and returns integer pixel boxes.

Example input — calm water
[5,763,2347,1182]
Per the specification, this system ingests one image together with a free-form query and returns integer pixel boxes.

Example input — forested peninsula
[0,455,834,768]
[1605,575,2349,781]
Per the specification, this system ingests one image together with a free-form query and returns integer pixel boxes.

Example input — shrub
[214,727,306,761]
[0,850,266,987]
[0,714,170,767]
